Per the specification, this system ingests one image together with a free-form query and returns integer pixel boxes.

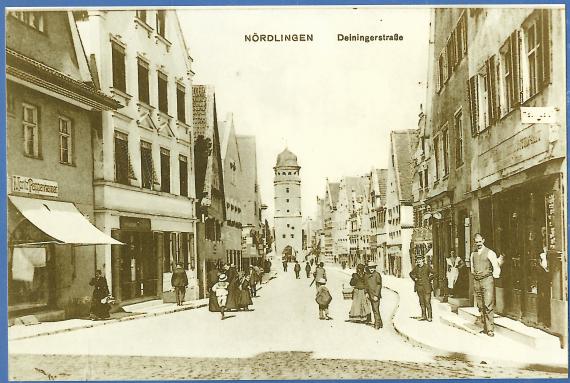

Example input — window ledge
[134,18,153,37]
[110,88,132,106]
[137,100,154,113]
[59,161,75,167]
[155,34,172,51]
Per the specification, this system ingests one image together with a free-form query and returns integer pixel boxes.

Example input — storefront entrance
[480,175,563,328]
[111,217,158,301]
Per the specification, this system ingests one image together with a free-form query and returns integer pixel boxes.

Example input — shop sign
[545,192,557,250]
[521,107,557,124]
[10,175,58,197]
[119,216,151,231]
[478,124,549,186]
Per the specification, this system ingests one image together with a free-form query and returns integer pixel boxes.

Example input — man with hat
[366,261,383,329]
[409,255,435,321]
[171,263,189,306]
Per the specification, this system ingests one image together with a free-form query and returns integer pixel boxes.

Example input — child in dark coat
[315,278,332,320]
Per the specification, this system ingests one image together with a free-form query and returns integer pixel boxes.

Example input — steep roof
[391,130,419,204]
[375,169,388,206]
[328,182,340,207]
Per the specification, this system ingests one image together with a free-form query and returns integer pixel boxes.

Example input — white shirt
[470,246,501,279]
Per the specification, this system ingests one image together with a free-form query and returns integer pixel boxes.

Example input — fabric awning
[9,196,122,245]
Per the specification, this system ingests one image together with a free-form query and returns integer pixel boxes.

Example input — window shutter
[467,76,479,136]
[541,9,551,85]
[510,30,522,106]
[487,56,499,124]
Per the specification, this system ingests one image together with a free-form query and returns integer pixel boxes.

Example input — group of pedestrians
[348,261,383,329]
[208,264,263,320]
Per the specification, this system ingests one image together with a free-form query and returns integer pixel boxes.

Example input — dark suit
[409,264,434,320]
[366,271,383,328]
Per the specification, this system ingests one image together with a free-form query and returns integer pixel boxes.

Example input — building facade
[193,85,226,297]
[425,8,567,338]
[7,11,120,319]
[273,148,302,261]
[385,130,418,278]
[76,10,198,303]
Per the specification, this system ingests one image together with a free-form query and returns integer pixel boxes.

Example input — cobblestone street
[9,266,567,380]
[9,352,568,380]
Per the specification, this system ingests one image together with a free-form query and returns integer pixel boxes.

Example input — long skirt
[238,288,253,308]
[209,291,221,312]
[225,283,240,310]
[90,298,110,319]
[349,288,371,322]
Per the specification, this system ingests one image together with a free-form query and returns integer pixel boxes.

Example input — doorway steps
[440,306,560,349]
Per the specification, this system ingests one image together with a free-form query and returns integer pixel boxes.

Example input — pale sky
[178,6,430,221]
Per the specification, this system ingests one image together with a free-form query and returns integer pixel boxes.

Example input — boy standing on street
[211,274,229,320]
[315,278,332,320]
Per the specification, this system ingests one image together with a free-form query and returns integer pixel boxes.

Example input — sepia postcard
[4,4,569,380]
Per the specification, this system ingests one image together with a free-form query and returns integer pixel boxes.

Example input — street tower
[274,148,302,261]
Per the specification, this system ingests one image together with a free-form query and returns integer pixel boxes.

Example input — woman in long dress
[238,271,253,310]
[89,270,111,320]
[225,265,240,311]
[349,264,371,323]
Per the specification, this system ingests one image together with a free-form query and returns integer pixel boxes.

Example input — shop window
[137,58,150,104]
[160,148,170,193]
[179,233,189,270]
[176,83,186,123]
[111,41,126,93]
[157,71,168,114]
[179,155,188,197]
[171,232,178,269]
[156,10,166,38]
[114,131,129,184]
[140,140,154,189]
[9,247,49,309]
[163,232,172,272]
[22,103,39,158]
[58,117,72,165]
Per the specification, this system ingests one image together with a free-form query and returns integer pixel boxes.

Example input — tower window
[282,234,286,239]
[286,187,289,193]
[287,210,290,213]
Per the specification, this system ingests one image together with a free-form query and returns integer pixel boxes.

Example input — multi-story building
[273,148,302,261]
[369,169,388,268]
[76,10,198,303]
[236,135,264,267]
[385,130,418,278]
[7,10,120,319]
[220,113,243,270]
[193,85,226,297]
[411,108,435,281]
[426,8,566,339]
[323,180,341,262]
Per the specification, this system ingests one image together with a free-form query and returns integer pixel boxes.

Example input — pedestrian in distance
[348,264,372,323]
[315,278,332,320]
[89,269,111,320]
[294,261,301,279]
[211,274,230,319]
[283,260,288,272]
[249,265,258,297]
[409,255,435,322]
[171,263,189,306]
[470,233,502,337]
[208,266,222,312]
[225,264,240,311]
[305,261,312,278]
[313,262,327,290]
[366,261,383,329]
[238,271,253,311]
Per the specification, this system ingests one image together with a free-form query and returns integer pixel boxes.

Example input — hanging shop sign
[10,175,58,197]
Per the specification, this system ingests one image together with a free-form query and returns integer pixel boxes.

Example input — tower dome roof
[275,148,299,167]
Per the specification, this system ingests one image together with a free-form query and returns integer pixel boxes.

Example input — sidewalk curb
[10,273,280,343]
[9,302,209,342]
[333,266,568,371]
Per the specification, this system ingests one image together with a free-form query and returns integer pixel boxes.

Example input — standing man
[366,261,383,329]
[305,261,312,278]
[171,263,189,306]
[294,261,301,279]
[470,233,501,337]
[409,256,434,321]
[282,259,288,272]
